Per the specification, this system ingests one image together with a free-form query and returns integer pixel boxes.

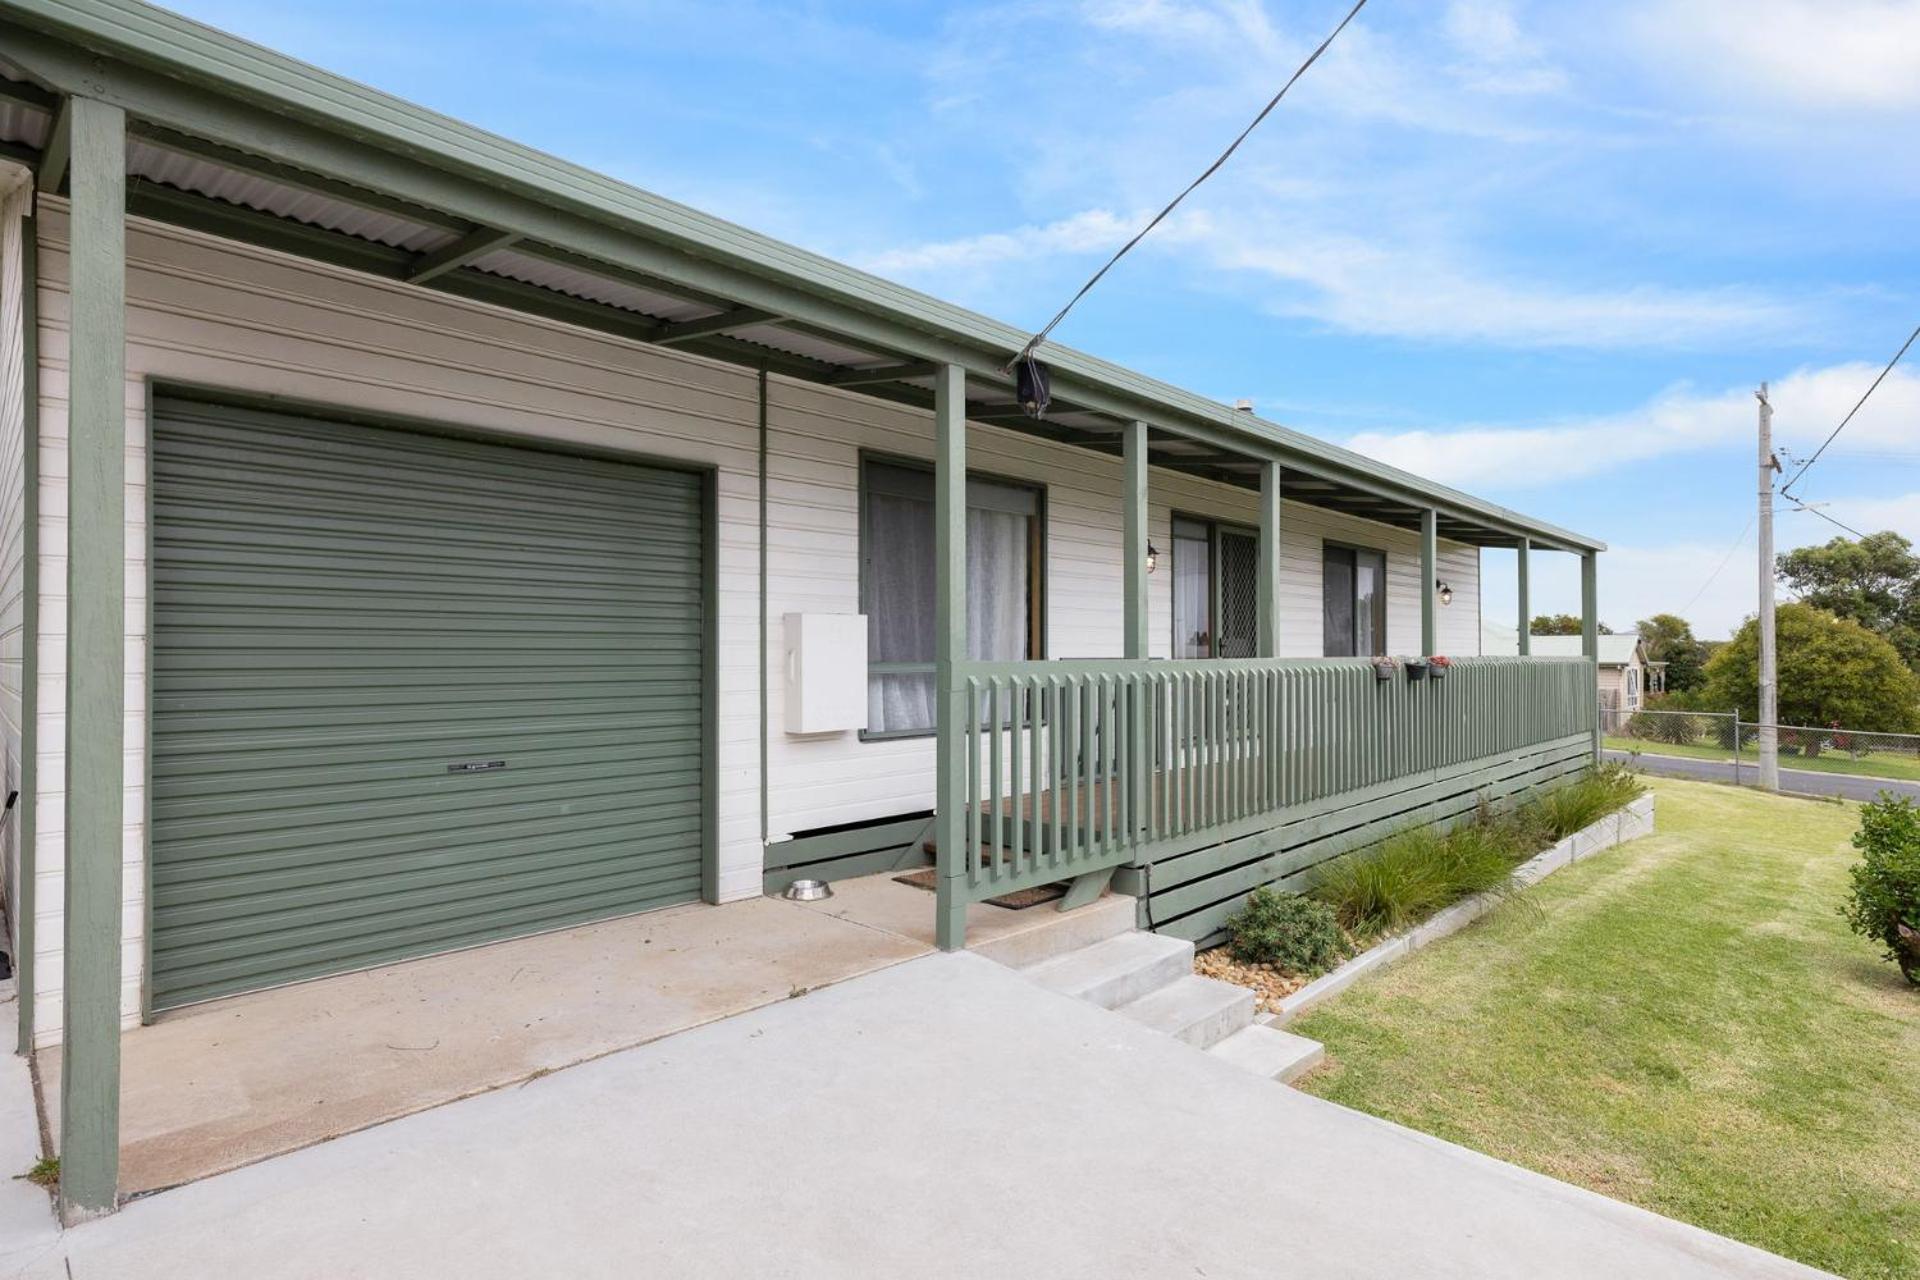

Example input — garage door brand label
[447,760,508,773]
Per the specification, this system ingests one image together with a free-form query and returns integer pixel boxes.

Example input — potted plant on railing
[1371,657,1397,683]
[1429,655,1452,679]
[1405,657,1429,681]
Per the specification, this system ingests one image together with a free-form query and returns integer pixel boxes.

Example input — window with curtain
[1172,516,1260,659]
[1322,542,1387,656]
[860,459,1042,737]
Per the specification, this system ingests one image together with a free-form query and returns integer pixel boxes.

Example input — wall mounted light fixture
[1146,543,1160,575]
[1435,579,1454,607]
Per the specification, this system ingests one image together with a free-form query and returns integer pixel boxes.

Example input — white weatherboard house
[1483,620,1652,731]
[0,0,1605,1220]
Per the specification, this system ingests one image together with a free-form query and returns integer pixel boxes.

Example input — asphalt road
[1603,748,1920,803]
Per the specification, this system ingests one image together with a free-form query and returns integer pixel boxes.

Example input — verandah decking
[935,656,1597,944]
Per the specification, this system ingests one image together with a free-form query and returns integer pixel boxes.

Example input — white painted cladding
[763,378,1480,840]
[0,172,28,960]
[23,202,1479,1044]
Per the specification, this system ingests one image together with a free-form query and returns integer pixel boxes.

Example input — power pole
[1757,383,1780,792]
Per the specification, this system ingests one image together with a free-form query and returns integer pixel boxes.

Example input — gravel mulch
[1194,948,1312,1015]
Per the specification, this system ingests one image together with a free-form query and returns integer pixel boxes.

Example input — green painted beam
[932,363,968,952]
[828,361,938,387]
[35,93,67,192]
[1259,461,1282,658]
[650,306,782,346]
[1517,537,1531,656]
[404,224,518,284]
[58,93,125,1225]
[1420,507,1438,656]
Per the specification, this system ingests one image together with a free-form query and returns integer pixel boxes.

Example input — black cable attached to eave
[1004,0,1368,374]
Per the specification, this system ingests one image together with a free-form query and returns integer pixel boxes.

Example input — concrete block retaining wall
[1269,793,1656,1027]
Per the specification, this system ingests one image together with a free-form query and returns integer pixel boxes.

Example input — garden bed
[1196,767,1656,1025]
[1271,793,1654,1025]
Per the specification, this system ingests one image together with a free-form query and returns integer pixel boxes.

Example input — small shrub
[1624,704,1698,746]
[21,1156,57,1189]
[1519,764,1646,841]
[1842,795,1920,986]
[1223,888,1349,976]
[1311,825,1475,939]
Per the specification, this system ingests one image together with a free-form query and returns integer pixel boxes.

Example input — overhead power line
[1781,319,1920,498]
[1005,0,1368,372]
[1677,513,1755,617]
[1786,498,1868,540]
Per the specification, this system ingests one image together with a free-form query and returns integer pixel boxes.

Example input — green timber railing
[934,656,1596,942]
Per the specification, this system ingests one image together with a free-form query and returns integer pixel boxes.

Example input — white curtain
[1173,530,1211,659]
[866,498,1030,735]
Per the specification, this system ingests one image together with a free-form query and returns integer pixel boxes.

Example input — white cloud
[1631,0,1920,111]
[1345,363,1920,489]
[858,209,1137,275]
[1168,209,1793,348]
[1482,538,1764,639]
[861,202,1796,349]
[1443,0,1568,95]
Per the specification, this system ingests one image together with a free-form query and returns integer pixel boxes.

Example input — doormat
[892,869,1066,910]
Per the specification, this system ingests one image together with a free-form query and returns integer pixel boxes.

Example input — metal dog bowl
[783,878,833,902]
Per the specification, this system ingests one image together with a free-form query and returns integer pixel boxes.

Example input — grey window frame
[1322,540,1389,657]
[1171,512,1260,660]
[857,452,1047,742]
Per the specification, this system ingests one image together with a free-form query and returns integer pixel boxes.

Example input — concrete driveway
[4,953,1825,1280]
[1606,747,1920,802]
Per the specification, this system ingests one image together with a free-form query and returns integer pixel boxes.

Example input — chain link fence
[1605,705,1920,786]
[1736,720,1920,766]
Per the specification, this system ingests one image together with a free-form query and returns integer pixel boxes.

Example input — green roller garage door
[150,397,707,1010]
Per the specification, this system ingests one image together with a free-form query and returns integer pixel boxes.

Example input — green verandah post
[1420,508,1438,656]
[1516,537,1531,656]
[1123,421,1149,843]
[1582,550,1601,763]
[933,364,969,950]
[59,94,128,1224]
[1258,461,1282,658]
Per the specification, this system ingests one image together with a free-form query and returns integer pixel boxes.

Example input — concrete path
[7,953,1825,1280]
[1605,748,1920,802]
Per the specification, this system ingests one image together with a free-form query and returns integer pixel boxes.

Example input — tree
[1531,613,1613,636]
[1776,531,1920,670]
[1699,603,1920,741]
[1636,612,1707,693]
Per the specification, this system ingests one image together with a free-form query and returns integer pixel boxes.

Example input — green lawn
[1294,778,1920,1280]
[1606,735,1920,783]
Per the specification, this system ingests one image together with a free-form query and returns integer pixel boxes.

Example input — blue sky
[163,0,1920,637]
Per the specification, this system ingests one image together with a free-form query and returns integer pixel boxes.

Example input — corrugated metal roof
[127,137,455,253]
[470,247,712,323]
[0,98,48,148]
[725,321,885,368]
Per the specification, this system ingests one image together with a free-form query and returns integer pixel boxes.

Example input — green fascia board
[0,0,1603,553]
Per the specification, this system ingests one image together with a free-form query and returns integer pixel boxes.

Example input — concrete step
[1207,1023,1325,1084]
[1117,974,1255,1050]
[1023,931,1195,1010]
[970,894,1137,969]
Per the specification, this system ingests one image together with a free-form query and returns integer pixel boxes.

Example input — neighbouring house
[0,0,1606,1220]
[1482,621,1653,731]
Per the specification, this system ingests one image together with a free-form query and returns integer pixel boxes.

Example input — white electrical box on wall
[783,613,869,735]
